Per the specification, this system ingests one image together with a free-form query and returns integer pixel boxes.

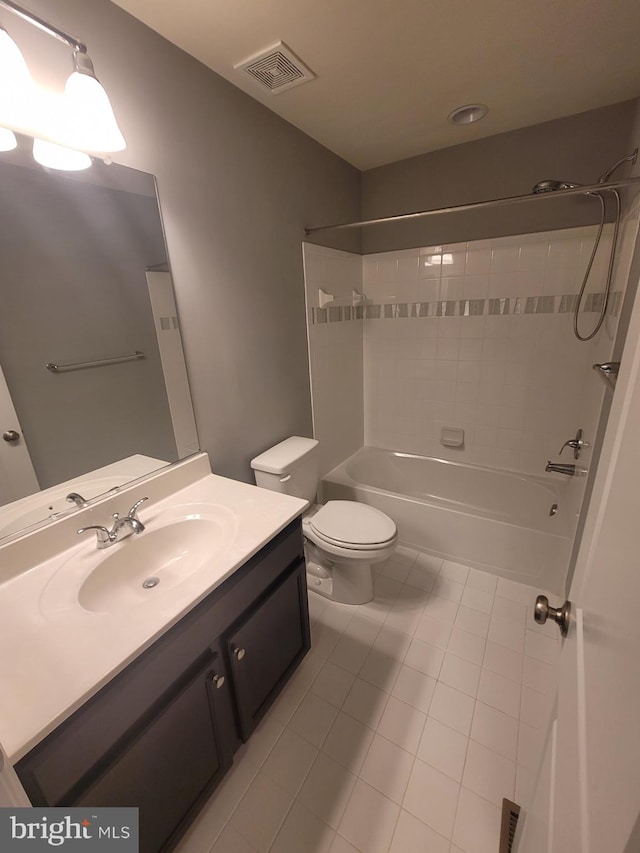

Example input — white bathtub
[321,447,571,594]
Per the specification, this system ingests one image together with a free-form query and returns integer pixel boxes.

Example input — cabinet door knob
[233,648,246,661]
[210,674,225,689]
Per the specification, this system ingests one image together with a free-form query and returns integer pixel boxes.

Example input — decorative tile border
[311,292,621,324]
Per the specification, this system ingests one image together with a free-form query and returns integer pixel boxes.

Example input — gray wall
[9,0,361,482]
[0,160,177,488]
[361,101,638,253]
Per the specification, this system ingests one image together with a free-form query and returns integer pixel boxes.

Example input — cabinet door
[227,559,309,739]
[75,649,233,853]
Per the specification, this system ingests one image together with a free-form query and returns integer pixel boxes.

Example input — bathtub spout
[546,461,587,476]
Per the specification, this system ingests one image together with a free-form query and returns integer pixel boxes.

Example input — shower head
[532,179,582,194]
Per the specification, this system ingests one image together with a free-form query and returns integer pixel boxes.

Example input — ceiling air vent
[234,41,315,94]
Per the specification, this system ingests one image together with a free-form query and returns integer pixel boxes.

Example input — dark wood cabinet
[16,519,309,853]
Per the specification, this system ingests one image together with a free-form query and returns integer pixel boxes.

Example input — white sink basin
[41,503,238,614]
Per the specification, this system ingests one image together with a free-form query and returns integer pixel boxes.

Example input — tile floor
[177,546,559,853]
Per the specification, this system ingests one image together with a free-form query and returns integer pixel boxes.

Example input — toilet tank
[250,437,319,502]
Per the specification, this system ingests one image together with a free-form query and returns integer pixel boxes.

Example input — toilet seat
[306,500,397,551]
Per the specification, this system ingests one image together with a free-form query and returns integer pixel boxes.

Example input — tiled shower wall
[361,223,633,477]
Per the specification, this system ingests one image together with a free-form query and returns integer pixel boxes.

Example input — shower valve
[558,428,589,460]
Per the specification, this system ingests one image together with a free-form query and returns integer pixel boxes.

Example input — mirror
[0,149,199,541]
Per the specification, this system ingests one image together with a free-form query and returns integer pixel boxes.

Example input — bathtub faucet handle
[558,428,589,460]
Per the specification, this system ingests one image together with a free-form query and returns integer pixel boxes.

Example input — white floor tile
[338,779,401,853]
[403,758,460,839]
[269,801,335,853]
[328,835,360,853]
[477,668,521,718]
[487,614,525,653]
[439,652,481,697]
[471,701,518,761]
[520,684,553,728]
[359,646,404,692]
[524,628,559,664]
[462,739,515,807]
[262,728,318,795]
[289,692,340,748]
[483,640,523,684]
[298,752,357,830]
[312,661,357,708]
[429,682,476,735]
[359,733,415,803]
[447,627,486,665]
[414,552,445,575]
[267,676,309,725]
[414,612,454,648]
[210,824,258,853]
[389,809,450,853]
[417,716,468,782]
[391,665,437,714]
[491,594,527,625]
[342,678,390,728]
[384,597,425,635]
[455,605,491,638]
[495,577,535,605]
[406,562,438,593]
[518,720,543,771]
[422,595,459,627]
[323,712,376,774]
[235,714,284,768]
[452,787,501,853]
[379,550,416,582]
[230,769,292,852]
[431,576,465,604]
[376,695,427,753]
[440,560,470,584]
[404,637,445,678]
[466,568,498,594]
[523,655,555,694]
[329,615,382,674]
[460,585,494,614]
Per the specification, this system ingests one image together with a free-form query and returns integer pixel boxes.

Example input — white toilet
[250,437,397,604]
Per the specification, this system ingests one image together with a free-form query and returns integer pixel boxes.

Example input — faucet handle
[127,496,148,521]
[77,525,112,547]
[558,428,589,459]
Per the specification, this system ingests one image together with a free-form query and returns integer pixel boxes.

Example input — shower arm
[304,176,640,235]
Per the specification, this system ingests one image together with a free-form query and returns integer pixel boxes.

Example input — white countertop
[0,456,307,762]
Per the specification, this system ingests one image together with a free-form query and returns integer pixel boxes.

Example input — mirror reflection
[0,152,198,540]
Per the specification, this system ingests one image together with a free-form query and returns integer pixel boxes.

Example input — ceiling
[112,0,640,171]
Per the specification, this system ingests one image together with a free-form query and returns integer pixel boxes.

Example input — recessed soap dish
[441,426,464,448]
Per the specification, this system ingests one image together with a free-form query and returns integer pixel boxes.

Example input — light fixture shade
[0,127,17,151]
[33,138,92,171]
[64,69,126,153]
[0,28,34,129]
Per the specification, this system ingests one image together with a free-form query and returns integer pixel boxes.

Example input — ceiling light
[448,104,489,125]
[0,1,126,170]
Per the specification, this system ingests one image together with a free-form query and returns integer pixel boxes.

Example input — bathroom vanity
[0,453,309,852]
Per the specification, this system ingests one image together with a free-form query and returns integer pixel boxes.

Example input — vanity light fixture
[0,0,125,170]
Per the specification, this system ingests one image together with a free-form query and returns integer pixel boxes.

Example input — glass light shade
[64,71,126,153]
[0,127,17,151]
[33,138,92,171]
[0,29,35,129]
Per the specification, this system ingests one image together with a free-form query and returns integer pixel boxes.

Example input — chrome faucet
[66,492,89,507]
[558,428,589,460]
[545,462,587,476]
[77,497,148,549]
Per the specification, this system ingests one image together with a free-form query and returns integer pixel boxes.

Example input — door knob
[233,648,246,661]
[3,430,20,443]
[534,595,571,637]
[210,674,225,689]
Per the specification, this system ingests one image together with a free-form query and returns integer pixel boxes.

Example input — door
[0,363,39,504]
[516,283,640,852]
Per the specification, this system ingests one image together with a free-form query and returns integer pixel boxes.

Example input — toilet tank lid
[250,436,319,475]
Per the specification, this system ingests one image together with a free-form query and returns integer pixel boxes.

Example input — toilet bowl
[250,437,398,605]
[302,501,397,603]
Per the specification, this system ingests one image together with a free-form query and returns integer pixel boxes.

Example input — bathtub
[321,447,571,594]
